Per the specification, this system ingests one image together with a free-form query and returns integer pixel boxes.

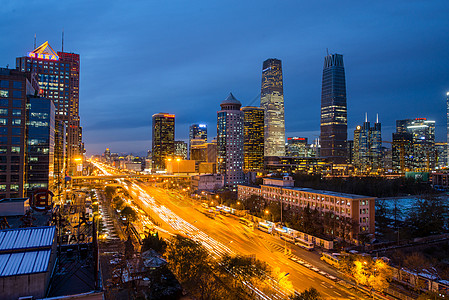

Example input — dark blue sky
[1,1,449,155]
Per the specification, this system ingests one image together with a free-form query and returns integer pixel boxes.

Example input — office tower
[435,142,447,169]
[353,115,382,173]
[260,58,285,157]
[392,132,413,173]
[189,124,207,143]
[26,96,55,195]
[407,118,435,171]
[0,68,36,199]
[241,106,264,170]
[189,124,207,158]
[54,120,66,198]
[217,93,244,188]
[447,92,449,166]
[286,137,308,157]
[16,41,81,175]
[320,53,348,164]
[174,141,188,160]
[392,118,435,172]
[152,113,175,171]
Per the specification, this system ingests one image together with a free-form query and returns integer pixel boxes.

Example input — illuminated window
[0,90,8,98]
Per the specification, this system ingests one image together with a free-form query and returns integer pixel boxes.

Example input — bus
[295,238,314,251]
[239,217,254,228]
[320,252,341,268]
[258,222,273,234]
[280,232,296,244]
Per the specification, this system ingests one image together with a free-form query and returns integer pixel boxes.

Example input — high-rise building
[392,118,435,172]
[190,143,217,163]
[407,118,435,171]
[241,106,264,170]
[217,93,244,189]
[174,141,188,160]
[353,115,382,173]
[26,96,55,195]
[286,137,308,157]
[152,113,175,171]
[16,41,81,175]
[447,92,449,166]
[189,124,207,158]
[260,58,285,157]
[320,53,348,164]
[435,142,447,169]
[392,132,414,173]
[189,124,207,143]
[53,120,66,198]
[0,68,36,199]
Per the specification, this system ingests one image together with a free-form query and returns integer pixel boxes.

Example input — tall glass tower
[260,58,285,157]
[152,113,175,171]
[320,53,348,164]
[241,106,264,170]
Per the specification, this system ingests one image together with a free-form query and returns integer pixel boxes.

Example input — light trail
[90,160,289,299]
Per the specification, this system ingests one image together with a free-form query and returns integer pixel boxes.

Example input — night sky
[1,1,448,155]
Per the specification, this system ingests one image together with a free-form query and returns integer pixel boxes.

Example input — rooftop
[221,92,241,106]
[0,226,56,252]
[0,249,51,277]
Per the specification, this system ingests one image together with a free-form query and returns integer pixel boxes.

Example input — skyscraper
[174,141,188,160]
[353,115,382,173]
[152,113,175,171]
[392,118,435,172]
[0,68,36,199]
[260,58,285,157]
[241,106,264,170]
[189,124,207,158]
[26,96,55,195]
[320,53,348,164]
[217,93,244,189]
[16,41,81,175]
[447,92,449,166]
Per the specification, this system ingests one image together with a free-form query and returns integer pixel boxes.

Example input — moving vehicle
[258,222,273,234]
[320,252,341,268]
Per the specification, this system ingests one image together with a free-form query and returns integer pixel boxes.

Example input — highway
[91,161,368,299]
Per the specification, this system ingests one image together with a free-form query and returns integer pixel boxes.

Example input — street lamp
[176,158,181,175]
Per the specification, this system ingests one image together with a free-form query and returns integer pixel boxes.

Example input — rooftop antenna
[376,113,379,123]
[61,29,64,52]
[34,33,36,49]
[365,112,368,122]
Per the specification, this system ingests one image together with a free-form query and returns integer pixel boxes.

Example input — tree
[218,254,270,294]
[165,235,225,299]
[351,256,393,293]
[407,195,448,237]
[104,186,116,201]
[141,231,166,254]
[290,287,322,300]
[120,205,137,222]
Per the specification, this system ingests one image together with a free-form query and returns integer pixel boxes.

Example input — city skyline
[1,1,448,155]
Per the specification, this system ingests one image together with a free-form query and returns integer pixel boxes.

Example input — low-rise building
[238,176,375,241]
[191,174,224,192]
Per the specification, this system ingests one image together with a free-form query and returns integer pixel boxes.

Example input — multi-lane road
[90,161,368,299]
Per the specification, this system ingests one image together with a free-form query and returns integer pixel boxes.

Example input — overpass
[71,173,192,184]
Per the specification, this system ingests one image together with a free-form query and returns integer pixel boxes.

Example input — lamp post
[176,157,181,175]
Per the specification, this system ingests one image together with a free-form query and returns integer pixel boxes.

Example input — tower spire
[365,112,368,123]
[376,113,379,123]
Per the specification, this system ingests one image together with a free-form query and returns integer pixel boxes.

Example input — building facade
[217,93,244,189]
[189,124,207,158]
[152,113,175,171]
[286,137,313,157]
[241,106,264,170]
[16,41,81,175]
[0,68,35,199]
[353,115,382,173]
[174,140,188,160]
[260,58,285,157]
[393,118,435,172]
[238,177,376,239]
[320,53,348,164]
[26,96,55,195]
